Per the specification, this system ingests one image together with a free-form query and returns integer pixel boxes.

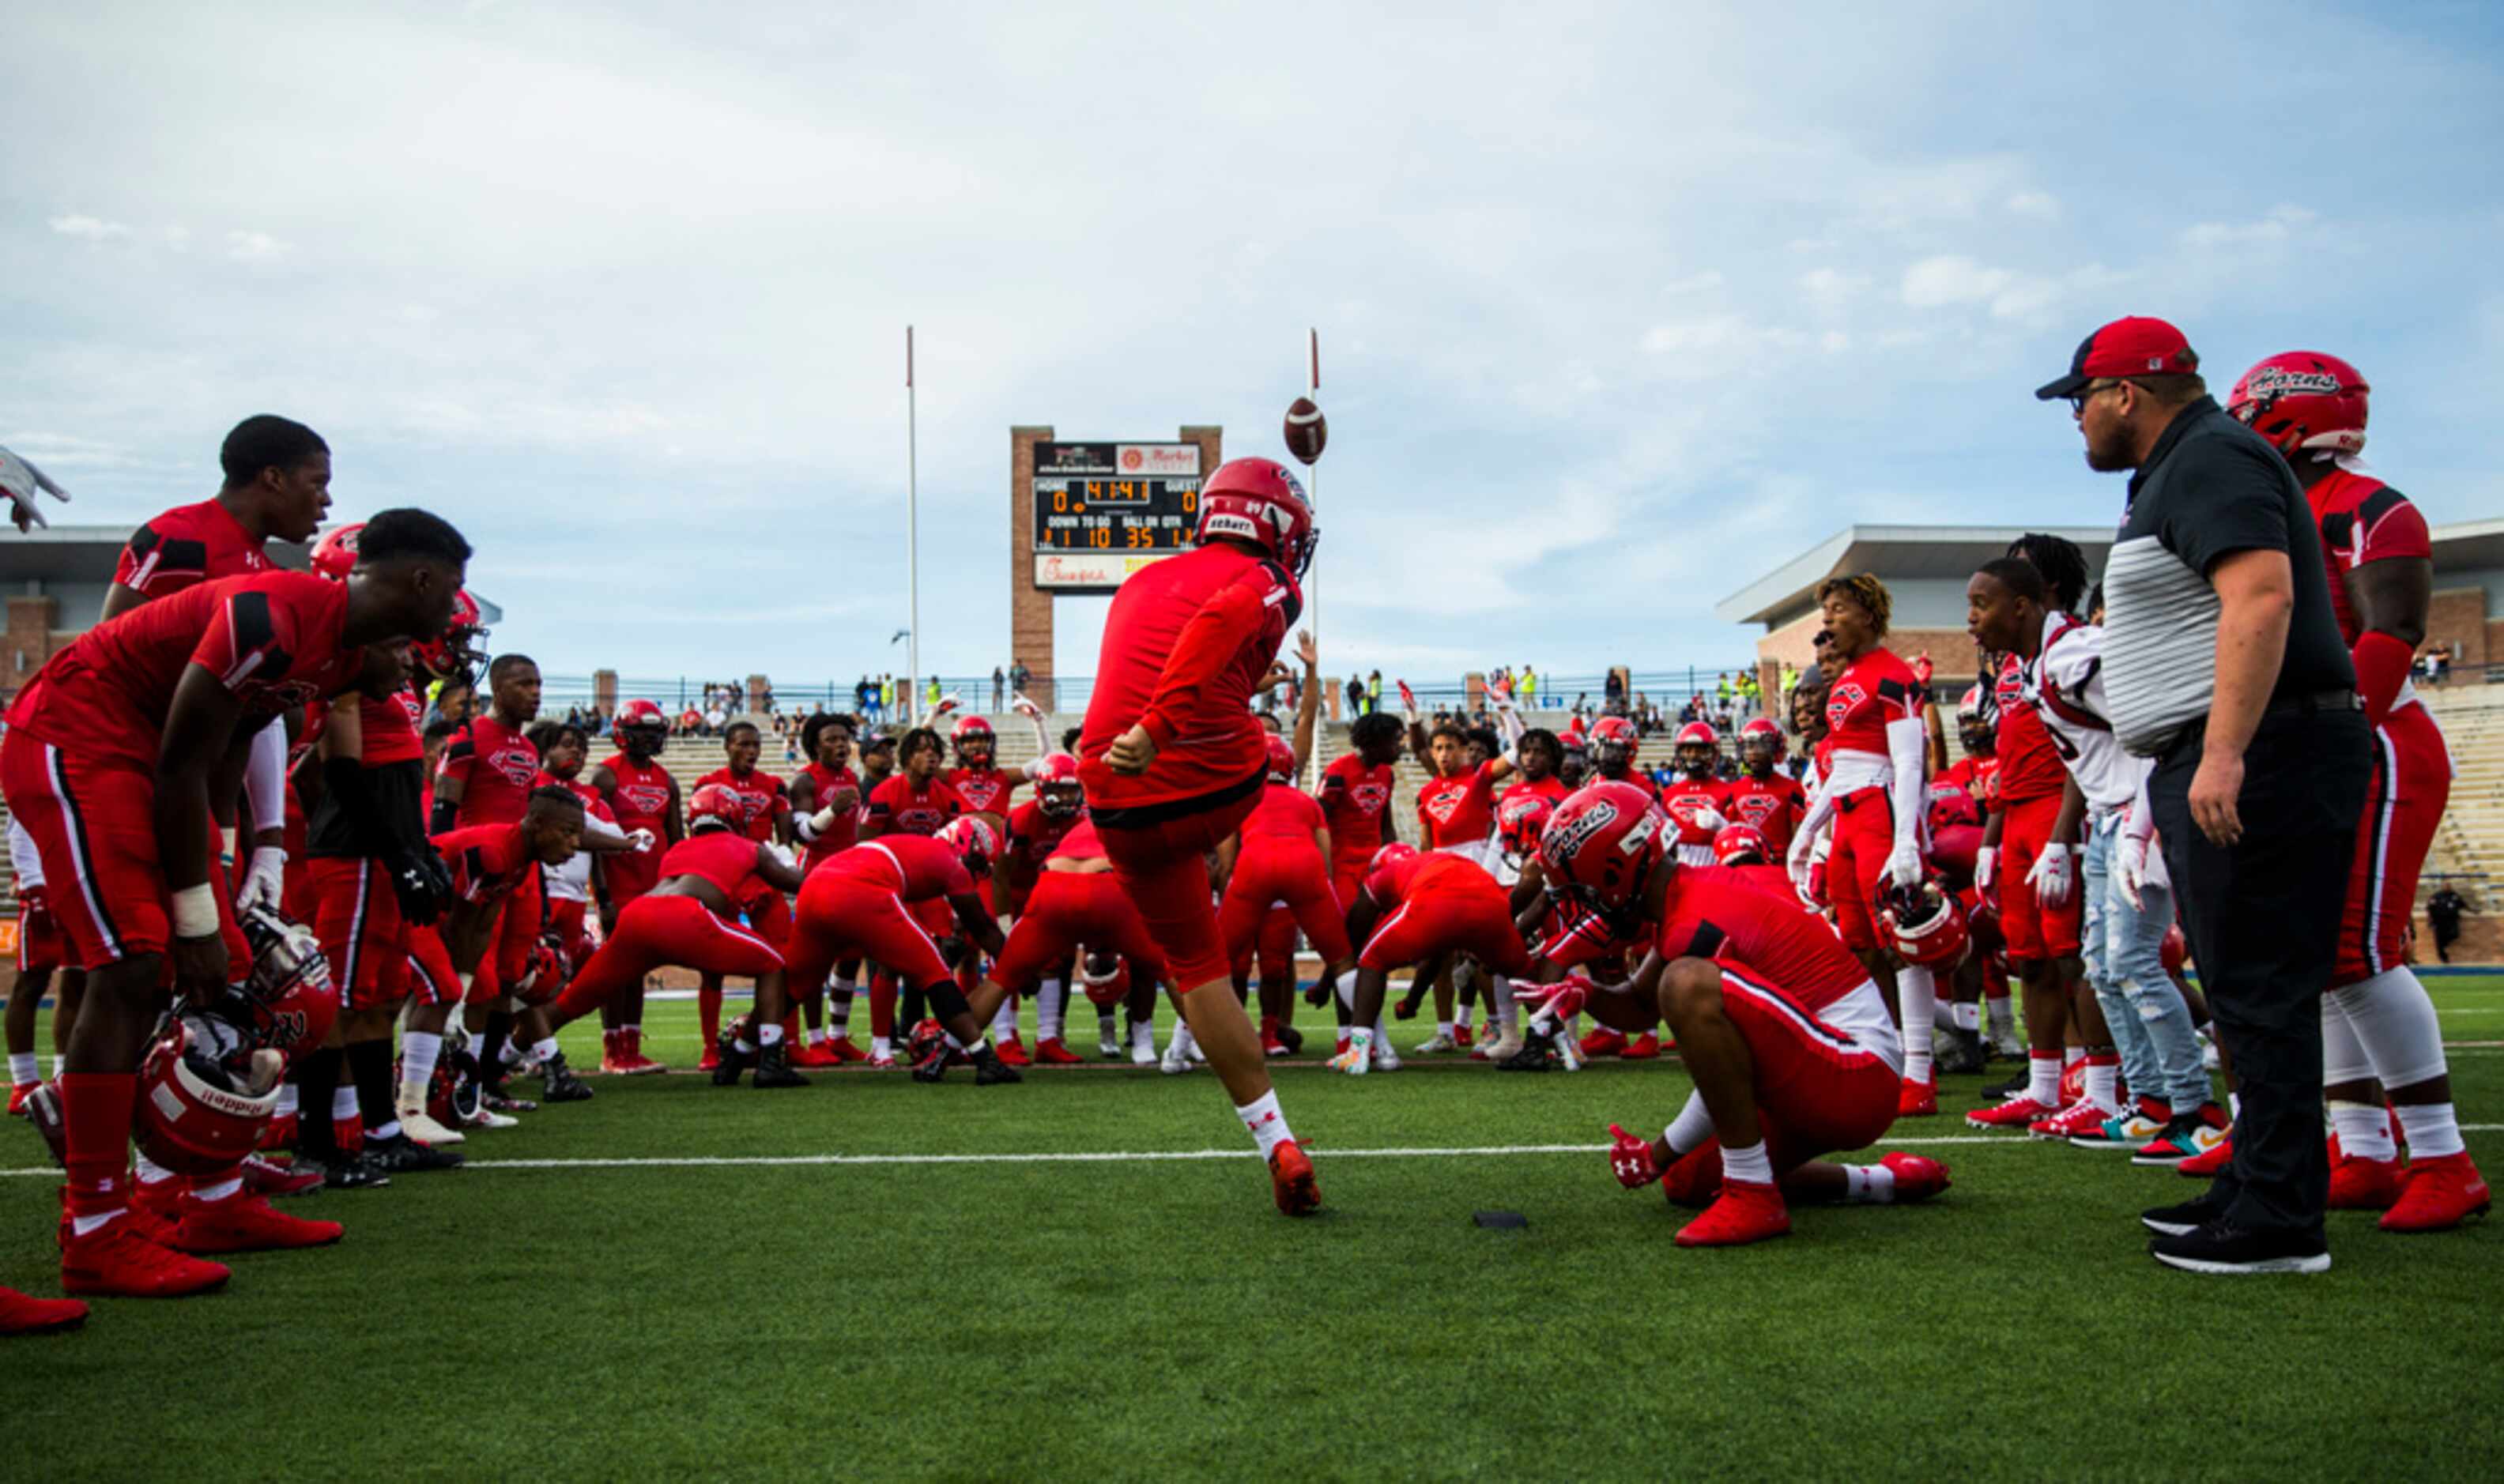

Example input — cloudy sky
[6,2,2500,701]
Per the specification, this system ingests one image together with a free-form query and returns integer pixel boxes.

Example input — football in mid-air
[1283,397,1327,465]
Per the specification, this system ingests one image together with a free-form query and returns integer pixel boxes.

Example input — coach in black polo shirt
[2038,316,2368,1275]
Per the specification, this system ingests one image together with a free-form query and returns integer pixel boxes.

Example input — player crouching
[1532,782,1950,1247]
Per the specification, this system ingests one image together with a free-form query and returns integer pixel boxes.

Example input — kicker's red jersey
[1416,762,1499,848]
[1654,865,1867,1015]
[111,498,270,600]
[658,829,767,900]
[440,713,543,827]
[822,835,976,902]
[946,764,1016,819]
[865,774,966,837]
[1822,649,1919,764]
[693,766,788,842]
[6,572,360,766]
[1723,773,1808,857]
[1077,543,1297,809]
[2307,468,2431,646]
[1318,753,1396,872]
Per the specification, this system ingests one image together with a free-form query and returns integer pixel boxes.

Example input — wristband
[218,826,239,867]
[457,972,474,996]
[172,883,221,939]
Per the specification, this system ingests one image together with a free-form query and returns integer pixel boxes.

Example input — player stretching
[1534,783,1952,1247]
[689,721,799,1063]
[1077,456,1322,1214]
[1330,844,1533,1075]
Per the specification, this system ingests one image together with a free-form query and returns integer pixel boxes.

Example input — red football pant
[1219,844,1353,966]
[1233,905,1298,987]
[739,884,792,951]
[1,731,166,966]
[1714,968,1899,1170]
[405,925,462,1007]
[1356,859,1532,978]
[554,895,782,1022]
[1094,790,1261,990]
[310,857,410,1011]
[1824,785,1900,955]
[16,889,68,974]
[786,876,956,999]
[466,867,547,1004]
[1996,791,2082,961]
[990,871,1169,995]
[2340,702,2449,986]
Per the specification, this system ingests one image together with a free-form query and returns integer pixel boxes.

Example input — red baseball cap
[2034,316,2200,400]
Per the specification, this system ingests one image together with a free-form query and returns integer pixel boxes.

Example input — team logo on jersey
[491,745,539,786]
[618,783,671,816]
[1732,793,1778,824]
[1824,683,1867,732]
[1424,789,1463,822]
[1350,782,1390,813]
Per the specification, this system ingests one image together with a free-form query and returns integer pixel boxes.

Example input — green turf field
[7,977,2501,1480]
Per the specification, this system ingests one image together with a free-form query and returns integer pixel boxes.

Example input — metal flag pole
[907,326,920,726]
[1305,328,1323,790]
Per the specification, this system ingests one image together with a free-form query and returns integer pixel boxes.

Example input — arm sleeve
[1789,782,1835,868]
[243,717,288,833]
[1138,578,1268,751]
[580,812,628,847]
[1887,714,1926,847]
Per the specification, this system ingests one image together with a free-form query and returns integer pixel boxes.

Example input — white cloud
[1661,271,1725,296]
[223,229,291,260]
[1900,254,2012,307]
[48,213,130,240]
[2006,191,2061,220]
[2182,204,2317,248]
[1800,266,1868,308]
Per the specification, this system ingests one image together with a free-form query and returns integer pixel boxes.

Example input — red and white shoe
[1967,1094,2057,1130]
[2057,1059,2086,1105]
[994,1034,1031,1068]
[789,1041,843,1070]
[1453,1023,1476,1051]
[2328,1151,2405,1211]
[1260,1025,1290,1058]
[2177,1133,2234,1177]
[241,1154,325,1200]
[824,1035,868,1064]
[1661,1143,1724,1209]
[1579,1027,1627,1059]
[617,1030,666,1074]
[1333,1035,1351,1060]
[60,1218,230,1298]
[7,1082,36,1118]
[2027,1098,2114,1141]
[865,1053,898,1070]
[258,1112,298,1152]
[1896,1076,1938,1118]
[1269,1139,1321,1216]
[599,1030,631,1075]
[2380,1152,2490,1233]
[1675,1180,1790,1247]
[168,1192,344,1254]
[1620,1031,1662,1060]
[1031,1036,1084,1065]
[0,1285,87,1335]
[1878,1151,1952,1202]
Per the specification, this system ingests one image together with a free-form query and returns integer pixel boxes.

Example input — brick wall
[5,594,60,700]
[2426,586,2488,669]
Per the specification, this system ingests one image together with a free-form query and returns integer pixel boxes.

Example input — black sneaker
[1499,1025,1559,1072]
[1979,1071,2029,1102]
[972,1047,1023,1087]
[319,1153,393,1190]
[751,1041,809,1090]
[2141,1192,2231,1237]
[540,1053,594,1103]
[1935,1026,1987,1077]
[2149,1220,2329,1275]
[711,1032,755,1087]
[1275,1023,1306,1056]
[366,1132,465,1173]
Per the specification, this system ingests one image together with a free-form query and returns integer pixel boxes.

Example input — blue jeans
[2080,808,2207,1113]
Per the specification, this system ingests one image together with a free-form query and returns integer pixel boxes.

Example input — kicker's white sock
[1663,1091,1715,1157]
[399,1031,443,1104]
[1237,1090,1293,1156]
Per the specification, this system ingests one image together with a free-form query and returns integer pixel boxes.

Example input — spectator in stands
[1604,670,1626,709]
[1009,659,1031,703]
[1714,672,1733,710]
[2427,885,2469,964]
[1572,690,1589,716]
[1519,664,1538,708]
[1779,660,1800,699]
[1344,676,1364,718]
[993,665,1005,711]
[1367,669,1383,715]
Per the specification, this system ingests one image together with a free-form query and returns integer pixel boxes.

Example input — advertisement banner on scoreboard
[1032,551,1176,589]
[1034,442,1200,480]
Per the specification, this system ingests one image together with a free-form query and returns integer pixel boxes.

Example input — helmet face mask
[1737,718,1782,773]
[1537,782,1666,923]
[938,815,999,878]
[1194,458,1318,578]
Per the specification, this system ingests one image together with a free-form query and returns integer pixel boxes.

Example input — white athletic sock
[1899,966,1935,1083]
[371,1120,402,1143]
[734,1033,757,1053]
[532,1037,561,1065]
[1096,1010,1119,1039]
[2395,1102,2466,1160]
[276,1083,298,1118]
[332,1087,360,1122]
[2228,1090,2241,1121]
[2083,1058,2119,1113]
[1663,1091,1715,1157]
[2063,1045,2084,1070]
[990,1000,1019,1041]
[872,1035,892,1059]
[1436,1019,1454,1039]
[2331,968,2451,1090]
[1454,1005,1474,1032]
[1038,978,1066,1042]
[1130,1022,1155,1057]
[2027,1053,2061,1106]
[959,1036,987,1057]
[399,1031,443,1104]
[807,1026,830,1046]
[1842,1164,1898,1204]
[1333,970,1358,1008]
[135,1154,175,1186]
[1952,1000,1980,1032]
[1493,977,1520,1034]
[1236,1090,1293,1156]
[1722,1140,1774,1186]
[1348,1024,1374,1049]
[1985,996,2015,1038]
[2330,1102,2396,1161]
[758,1021,785,1046]
[70,1211,121,1237]
[192,1176,243,1204]
[8,1052,36,1086]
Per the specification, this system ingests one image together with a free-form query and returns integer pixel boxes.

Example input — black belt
[2265,687,2359,718]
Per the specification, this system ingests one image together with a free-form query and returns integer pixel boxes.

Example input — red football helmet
[2227,351,2369,456]
[614,697,668,748]
[1737,717,1784,765]
[687,782,745,833]
[1590,715,1640,774]
[1927,822,1985,887]
[1032,751,1084,818]
[938,815,999,878]
[1538,781,1669,913]
[1880,879,1969,969]
[2161,923,2189,976]
[1955,686,1993,755]
[951,714,994,764]
[1195,457,1318,578]
[135,1012,286,1176]
[1263,735,1298,784]
[1928,779,1984,835]
[238,904,338,1054]
[1368,842,1420,876]
[1672,721,1718,775]
[1711,823,1767,866]
[1078,949,1133,1008]
[411,589,488,688]
[310,522,361,582]
[1497,792,1556,868]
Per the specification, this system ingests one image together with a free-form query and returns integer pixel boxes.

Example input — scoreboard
[1031,442,1200,559]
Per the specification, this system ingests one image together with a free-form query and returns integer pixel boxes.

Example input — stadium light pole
[907,325,920,725]
[1303,329,1322,789]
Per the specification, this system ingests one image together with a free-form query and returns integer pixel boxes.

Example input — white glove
[236,846,288,913]
[1010,692,1041,718]
[2114,834,2148,912]
[1974,846,1997,894]
[799,804,843,842]
[2027,842,2074,909]
[931,694,960,717]
[1885,838,1921,891]
[1689,805,1726,834]
[626,828,657,855]
[1786,839,1814,898]
[765,842,798,873]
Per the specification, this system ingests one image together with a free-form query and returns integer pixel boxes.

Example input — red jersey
[598,754,676,836]
[1654,865,1866,1015]
[432,823,535,905]
[1657,773,1731,850]
[1317,754,1395,872]
[440,713,543,827]
[2307,468,2430,646]
[6,572,360,766]
[1993,612,2081,806]
[356,686,424,768]
[1362,848,1496,909]
[1416,762,1499,849]
[1723,773,1808,857]
[658,829,765,900]
[111,498,270,600]
[693,766,788,842]
[865,774,965,837]
[1048,815,1110,865]
[537,771,616,827]
[1078,543,1297,808]
[1004,798,1085,880]
[1724,862,1801,902]
[1822,649,1919,765]
[1240,782,1327,849]
[1501,774,1571,808]
[826,835,976,902]
[797,761,862,867]
[945,764,1016,819]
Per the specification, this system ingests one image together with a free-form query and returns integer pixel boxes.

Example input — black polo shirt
[2101,396,2354,756]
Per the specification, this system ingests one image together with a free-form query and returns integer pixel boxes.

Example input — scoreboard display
[1031,442,1200,555]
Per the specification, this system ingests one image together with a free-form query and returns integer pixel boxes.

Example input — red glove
[1911,652,1934,687]
[1514,975,1591,1024]
[1397,680,1417,714]
[1608,1124,1663,1188]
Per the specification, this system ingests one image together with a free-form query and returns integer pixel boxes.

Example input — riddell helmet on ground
[2161,924,2189,976]
[239,904,338,1053]
[136,1012,286,1176]
[1711,823,1767,865]
[1880,880,1969,969]
[1590,715,1639,770]
[310,522,362,582]
[951,714,994,761]
[2227,351,2369,455]
[1264,735,1297,783]
[687,782,744,831]
[1195,457,1318,578]
[1498,793,1556,865]
[1539,782,1668,911]
[1737,717,1783,760]
[938,815,999,876]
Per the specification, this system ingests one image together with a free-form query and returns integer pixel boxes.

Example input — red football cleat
[240,1154,325,1200]
[334,1115,364,1156]
[2057,1059,2086,1105]
[618,1030,666,1074]
[258,1113,298,1152]
[2328,1151,2404,1211]
[1607,1124,1662,1188]
[7,1083,35,1118]
[2178,1134,2234,1177]
[865,1053,897,1070]
[993,1034,1031,1068]
[1878,1151,1952,1202]
[1897,1076,1938,1118]
[1269,1139,1322,1216]
[1031,1036,1084,1065]
[168,1193,344,1255]
[61,1218,230,1298]
[789,1041,842,1070]
[1261,1026,1290,1058]
[698,1042,722,1072]
[1675,1180,1790,1247]
[0,1285,87,1335]
[2027,1098,2111,1141]
[1620,1032,1662,1060]
[824,1035,869,1064]
[1967,1094,2057,1129]
[1453,1023,1475,1050]
[1579,1027,1627,1058]
[1661,1143,1724,1209]
[599,1030,629,1075]
[2380,1152,2491,1233]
